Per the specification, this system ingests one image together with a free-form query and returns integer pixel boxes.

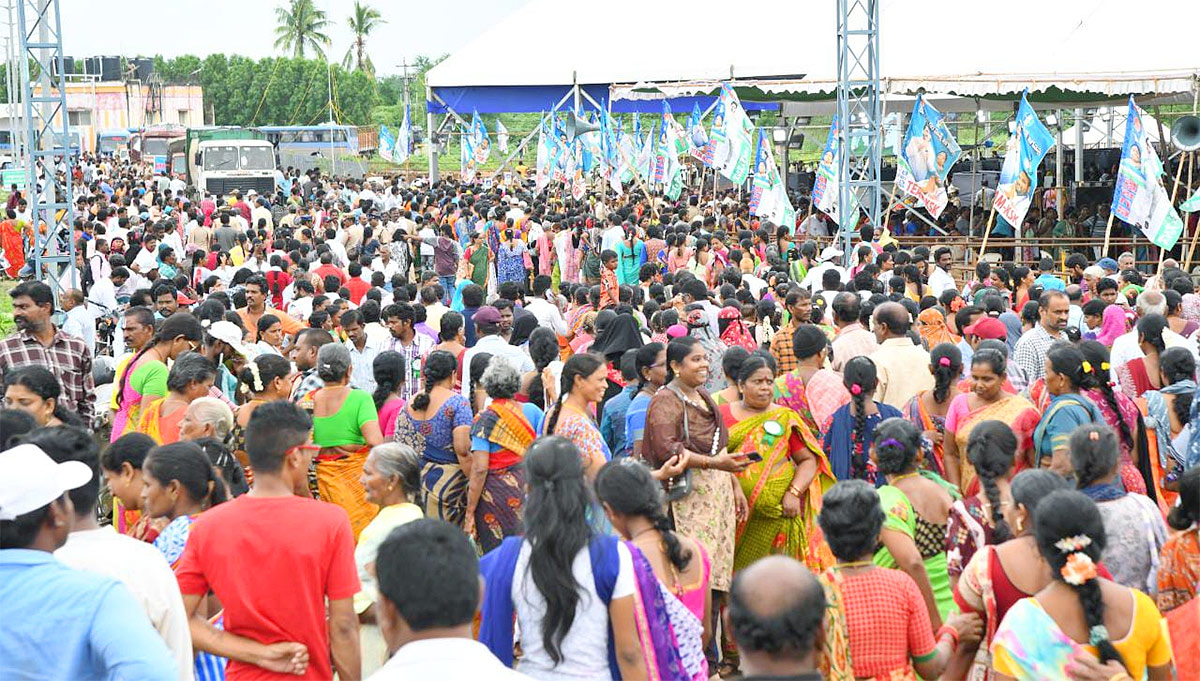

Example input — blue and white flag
[1111,96,1183,249]
[811,116,841,222]
[750,129,794,228]
[894,95,961,218]
[993,91,1054,229]
[461,125,478,182]
[470,110,490,165]
[393,104,412,164]
[378,124,396,163]
[711,83,754,185]
[535,115,552,192]
[687,102,712,166]
[496,119,509,154]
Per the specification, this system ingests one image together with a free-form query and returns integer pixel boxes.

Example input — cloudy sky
[57,0,529,76]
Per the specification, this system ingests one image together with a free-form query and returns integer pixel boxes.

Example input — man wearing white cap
[798,245,847,292]
[0,443,177,681]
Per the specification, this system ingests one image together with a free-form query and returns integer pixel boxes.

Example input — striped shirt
[0,327,94,425]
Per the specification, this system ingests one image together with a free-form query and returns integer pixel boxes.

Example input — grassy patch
[0,279,13,336]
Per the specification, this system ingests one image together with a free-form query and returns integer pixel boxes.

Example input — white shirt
[326,238,350,268]
[418,227,435,256]
[62,304,96,357]
[600,225,624,254]
[368,637,531,681]
[800,262,848,291]
[461,335,534,399]
[928,266,957,297]
[523,297,568,336]
[288,296,314,321]
[88,277,119,313]
[512,540,635,680]
[56,528,195,681]
[347,337,383,392]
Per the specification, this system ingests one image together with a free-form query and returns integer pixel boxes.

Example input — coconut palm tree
[274,0,331,60]
[341,1,385,77]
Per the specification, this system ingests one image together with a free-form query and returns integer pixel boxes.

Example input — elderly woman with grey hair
[353,442,424,674]
[179,396,235,442]
[135,351,217,444]
[464,356,546,552]
[307,342,384,540]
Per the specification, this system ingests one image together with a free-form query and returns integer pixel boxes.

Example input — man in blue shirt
[598,351,640,456]
[0,443,176,681]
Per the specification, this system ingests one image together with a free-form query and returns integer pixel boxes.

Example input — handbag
[662,385,721,502]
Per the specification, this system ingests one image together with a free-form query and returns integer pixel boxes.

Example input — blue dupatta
[479,535,687,680]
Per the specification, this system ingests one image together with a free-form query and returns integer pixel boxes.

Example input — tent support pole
[426,86,438,183]
[491,88,576,178]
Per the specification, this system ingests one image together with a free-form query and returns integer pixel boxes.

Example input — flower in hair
[938,356,952,367]
[850,384,862,396]
[247,359,264,392]
[1053,534,1093,553]
[1061,552,1098,585]
[1088,625,1110,645]
[1081,360,1093,374]
[1088,431,1100,441]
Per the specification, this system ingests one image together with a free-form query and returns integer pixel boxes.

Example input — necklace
[630,527,659,541]
[890,471,920,484]
[834,560,874,570]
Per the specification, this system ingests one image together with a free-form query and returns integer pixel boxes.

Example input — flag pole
[977,200,998,262]
[1102,211,1116,256]
[1182,153,1199,270]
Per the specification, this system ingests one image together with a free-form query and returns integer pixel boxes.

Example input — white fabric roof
[429,0,1200,98]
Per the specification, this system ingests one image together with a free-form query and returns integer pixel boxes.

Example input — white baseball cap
[0,444,93,520]
[206,320,256,358]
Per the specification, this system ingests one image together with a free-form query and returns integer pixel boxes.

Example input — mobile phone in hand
[743,451,763,462]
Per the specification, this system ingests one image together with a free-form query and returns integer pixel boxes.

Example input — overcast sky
[58,0,528,76]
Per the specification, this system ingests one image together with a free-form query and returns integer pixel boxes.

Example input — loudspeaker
[1171,115,1200,152]
[563,112,600,141]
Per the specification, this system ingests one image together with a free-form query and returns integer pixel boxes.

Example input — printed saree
[727,407,835,573]
[774,368,850,436]
[469,399,537,553]
[904,392,947,477]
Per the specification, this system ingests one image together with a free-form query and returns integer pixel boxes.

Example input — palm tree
[341,1,385,77]
[274,0,331,59]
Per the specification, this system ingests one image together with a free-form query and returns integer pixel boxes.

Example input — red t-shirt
[345,277,371,305]
[313,264,348,290]
[175,495,360,680]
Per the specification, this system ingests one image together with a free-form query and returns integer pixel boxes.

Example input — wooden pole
[1183,154,1200,271]
[1102,211,1116,256]
[977,201,999,261]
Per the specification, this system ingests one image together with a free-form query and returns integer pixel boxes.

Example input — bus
[258,124,361,156]
[132,124,186,163]
[96,129,133,156]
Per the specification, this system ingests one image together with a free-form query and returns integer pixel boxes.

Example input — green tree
[274,0,330,59]
[341,1,385,78]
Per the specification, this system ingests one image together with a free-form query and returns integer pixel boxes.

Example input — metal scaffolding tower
[836,0,881,253]
[16,0,74,297]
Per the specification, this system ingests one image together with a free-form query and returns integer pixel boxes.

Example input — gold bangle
[787,485,801,496]
[1107,674,1133,681]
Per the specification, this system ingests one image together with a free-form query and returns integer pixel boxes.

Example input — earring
[1015,517,1024,533]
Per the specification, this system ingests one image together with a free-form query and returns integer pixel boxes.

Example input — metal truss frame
[836,0,881,255]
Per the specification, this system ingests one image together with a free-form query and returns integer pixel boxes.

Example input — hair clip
[1053,534,1093,553]
[1100,361,1110,371]
[1088,431,1100,441]
[938,356,952,367]
[1080,360,1093,374]
[878,438,903,449]
[849,384,862,395]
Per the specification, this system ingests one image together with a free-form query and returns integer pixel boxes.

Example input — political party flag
[812,116,841,222]
[712,82,754,185]
[749,129,795,228]
[396,104,413,164]
[470,110,491,164]
[662,109,685,200]
[378,124,395,163]
[496,119,509,154]
[1111,96,1183,249]
[894,95,962,218]
[688,102,713,165]
[1181,188,1200,213]
[993,91,1054,228]
[535,116,552,192]
[460,125,478,182]
[550,111,570,183]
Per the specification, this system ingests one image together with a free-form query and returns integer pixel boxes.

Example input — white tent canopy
[429,0,1200,100]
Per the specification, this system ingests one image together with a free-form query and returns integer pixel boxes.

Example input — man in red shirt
[599,249,620,309]
[175,401,361,680]
[313,251,348,289]
[344,262,372,305]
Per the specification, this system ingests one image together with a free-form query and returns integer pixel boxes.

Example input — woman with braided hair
[1033,342,1104,476]
[903,342,961,477]
[991,489,1174,681]
[869,417,957,627]
[945,420,1015,592]
[1137,345,1194,511]
[1078,340,1146,495]
[595,458,712,681]
[1068,425,1167,596]
[820,356,902,485]
[397,349,473,526]
[1118,313,1169,399]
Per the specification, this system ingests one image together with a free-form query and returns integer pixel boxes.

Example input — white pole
[1055,109,1065,220]
[1074,108,1084,185]
[324,0,335,177]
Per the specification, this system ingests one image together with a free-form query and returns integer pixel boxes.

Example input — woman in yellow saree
[719,353,835,574]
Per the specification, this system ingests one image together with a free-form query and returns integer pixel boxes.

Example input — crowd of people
[0,153,1197,681]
